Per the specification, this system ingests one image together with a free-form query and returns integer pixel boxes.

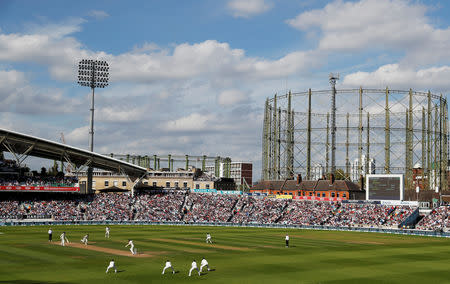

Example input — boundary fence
[1,220,448,238]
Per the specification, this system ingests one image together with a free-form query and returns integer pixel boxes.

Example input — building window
[143,181,148,185]
[183,182,188,188]
[104,181,109,187]
[166,182,170,188]
[206,184,210,189]
[343,193,347,198]
[331,192,335,197]
[175,182,179,188]
[322,193,325,197]
[113,181,118,187]
[317,193,320,197]
[196,184,200,189]
[152,181,157,187]
[337,193,340,198]
[122,181,127,187]
[309,192,312,196]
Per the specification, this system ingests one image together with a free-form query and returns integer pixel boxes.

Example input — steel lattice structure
[261,88,448,192]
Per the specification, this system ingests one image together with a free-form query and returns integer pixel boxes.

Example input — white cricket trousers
[200,264,210,272]
[106,265,117,273]
[189,267,200,276]
[162,266,174,274]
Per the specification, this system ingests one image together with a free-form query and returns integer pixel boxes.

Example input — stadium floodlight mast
[77,59,109,193]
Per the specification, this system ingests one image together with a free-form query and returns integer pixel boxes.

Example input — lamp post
[77,59,109,193]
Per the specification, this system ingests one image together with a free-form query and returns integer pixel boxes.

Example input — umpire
[48,228,53,242]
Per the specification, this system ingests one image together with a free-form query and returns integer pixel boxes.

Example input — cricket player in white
[161,260,175,274]
[125,239,136,255]
[106,259,117,273]
[206,233,212,244]
[105,226,110,238]
[48,228,52,242]
[200,257,210,272]
[188,260,200,276]
[60,232,69,246]
[285,234,290,248]
[81,234,89,245]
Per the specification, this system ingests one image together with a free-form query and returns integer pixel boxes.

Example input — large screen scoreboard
[366,174,403,200]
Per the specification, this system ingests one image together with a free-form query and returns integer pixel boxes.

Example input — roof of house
[251,179,363,192]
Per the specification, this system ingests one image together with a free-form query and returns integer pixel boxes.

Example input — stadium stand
[415,206,449,231]
[0,191,430,231]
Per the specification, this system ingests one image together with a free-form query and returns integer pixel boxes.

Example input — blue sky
[0,0,450,178]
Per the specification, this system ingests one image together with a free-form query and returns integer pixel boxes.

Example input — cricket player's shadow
[200,268,216,275]
[117,270,126,273]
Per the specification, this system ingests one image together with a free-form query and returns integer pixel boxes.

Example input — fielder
[206,233,212,244]
[106,259,117,273]
[188,260,200,277]
[285,234,290,248]
[105,226,110,238]
[199,257,210,273]
[81,234,89,245]
[48,228,52,242]
[60,232,69,246]
[125,239,136,255]
[161,260,175,274]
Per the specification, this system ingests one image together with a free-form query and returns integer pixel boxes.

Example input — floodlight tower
[329,73,339,176]
[77,59,109,193]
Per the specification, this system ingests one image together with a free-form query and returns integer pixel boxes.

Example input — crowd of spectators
[416,206,449,231]
[134,192,185,222]
[383,206,416,227]
[0,176,78,187]
[279,201,338,226]
[84,193,133,221]
[326,203,391,227]
[0,192,436,230]
[183,193,238,222]
[231,197,288,224]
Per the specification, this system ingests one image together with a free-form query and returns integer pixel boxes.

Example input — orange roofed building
[250,177,365,200]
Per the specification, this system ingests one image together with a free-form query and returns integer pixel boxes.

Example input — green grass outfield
[0,225,449,284]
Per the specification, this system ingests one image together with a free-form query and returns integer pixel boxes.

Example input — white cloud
[342,64,450,92]
[0,69,26,94]
[227,0,273,18]
[218,89,247,107]
[26,18,86,39]
[88,10,109,20]
[0,24,317,83]
[0,69,82,114]
[65,125,89,145]
[165,113,216,132]
[286,0,450,67]
[96,106,146,123]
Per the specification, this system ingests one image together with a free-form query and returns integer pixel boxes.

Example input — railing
[1,220,449,238]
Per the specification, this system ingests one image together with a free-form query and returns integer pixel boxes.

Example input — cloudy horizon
[1,0,449,181]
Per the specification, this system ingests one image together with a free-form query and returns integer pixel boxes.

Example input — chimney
[329,173,335,184]
[359,174,364,190]
[297,174,302,184]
